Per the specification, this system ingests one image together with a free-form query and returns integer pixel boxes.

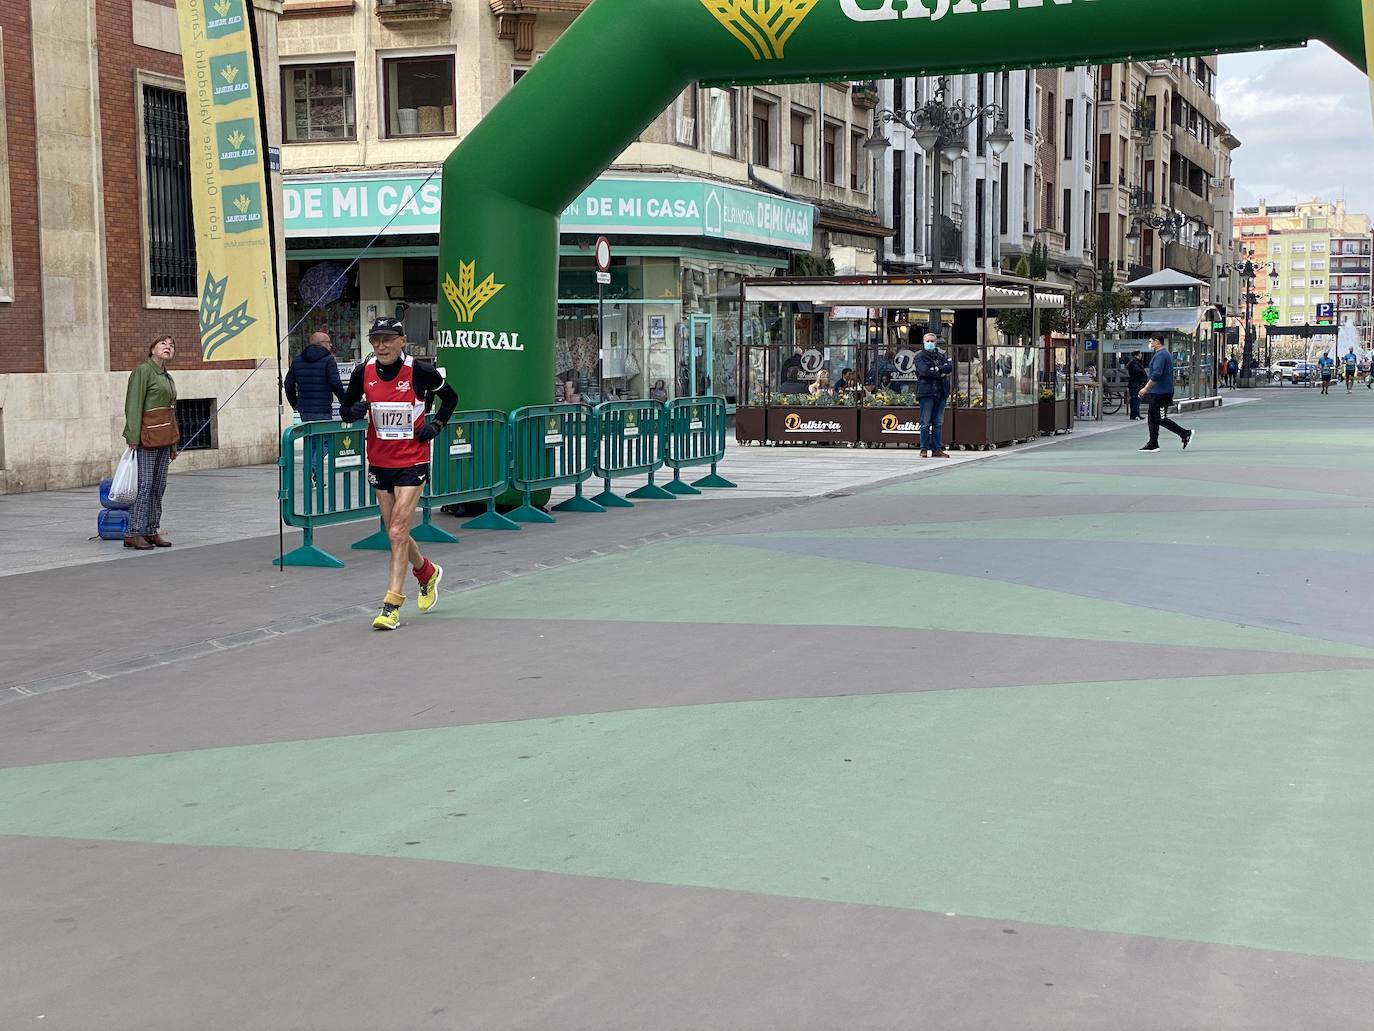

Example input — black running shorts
[368,463,430,492]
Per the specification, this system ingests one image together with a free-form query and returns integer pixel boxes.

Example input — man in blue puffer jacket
[285,332,347,423]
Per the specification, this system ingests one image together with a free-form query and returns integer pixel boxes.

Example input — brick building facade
[0,0,282,493]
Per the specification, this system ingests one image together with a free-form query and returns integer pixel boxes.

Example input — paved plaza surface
[1,390,1372,1029]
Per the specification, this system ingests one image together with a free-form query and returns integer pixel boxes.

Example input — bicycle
[1101,386,1126,416]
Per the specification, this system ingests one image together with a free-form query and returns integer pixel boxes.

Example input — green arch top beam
[436,0,1368,416]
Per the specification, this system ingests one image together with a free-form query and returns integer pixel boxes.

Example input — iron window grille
[177,398,217,451]
[143,85,197,298]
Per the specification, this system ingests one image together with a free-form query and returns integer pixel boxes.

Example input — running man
[1342,348,1359,393]
[338,317,459,630]
[1138,335,1195,452]
[1317,351,1336,394]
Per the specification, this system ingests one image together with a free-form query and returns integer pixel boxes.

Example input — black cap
[368,316,405,338]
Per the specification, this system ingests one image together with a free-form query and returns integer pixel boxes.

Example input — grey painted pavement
[2,391,1372,1031]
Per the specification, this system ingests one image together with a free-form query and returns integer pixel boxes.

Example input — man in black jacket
[1125,350,1148,420]
[285,332,346,423]
[914,332,954,457]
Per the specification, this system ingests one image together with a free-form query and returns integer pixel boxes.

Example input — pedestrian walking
[285,331,346,423]
[121,335,181,550]
[1138,335,1195,453]
[337,317,459,631]
[1317,350,1335,394]
[1125,350,1148,419]
[914,332,954,458]
[1226,354,1239,389]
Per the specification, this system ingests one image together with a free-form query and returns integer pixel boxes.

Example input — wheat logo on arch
[700,0,817,60]
[443,260,504,323]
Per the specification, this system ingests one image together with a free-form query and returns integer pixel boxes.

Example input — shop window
[283,63,356,142]
[709,87,736,157]
[383,55,456,138]
[141,83,197,299]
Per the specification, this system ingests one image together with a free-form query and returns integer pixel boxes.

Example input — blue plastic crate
[97,508,129,541]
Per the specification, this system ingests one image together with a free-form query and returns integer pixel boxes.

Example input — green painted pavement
[429,538,1373,658]
[2,672,1372,960]
[735,508,1374,555]
[875,467,1342,501]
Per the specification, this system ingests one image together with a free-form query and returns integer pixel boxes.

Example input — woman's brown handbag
[140,407,180,448]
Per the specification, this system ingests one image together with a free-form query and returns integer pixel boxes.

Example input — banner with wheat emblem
[175,0,277,360]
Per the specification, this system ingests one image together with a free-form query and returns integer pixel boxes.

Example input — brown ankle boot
[124,535,154,550]
[146,534,173,548]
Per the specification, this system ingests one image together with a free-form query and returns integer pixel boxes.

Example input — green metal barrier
[509,403,600,523]
[592,400,674,507]
[663,396,736,494]
[418,409,520,538]
[274,420,378,568]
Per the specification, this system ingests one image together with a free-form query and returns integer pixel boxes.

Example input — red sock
[413,558,434,585]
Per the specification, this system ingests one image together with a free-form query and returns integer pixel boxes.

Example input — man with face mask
[914,332,954,457]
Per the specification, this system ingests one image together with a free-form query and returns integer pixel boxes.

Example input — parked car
[1270,359,1314,383]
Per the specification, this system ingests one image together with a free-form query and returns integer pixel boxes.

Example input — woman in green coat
[122,335,180,550]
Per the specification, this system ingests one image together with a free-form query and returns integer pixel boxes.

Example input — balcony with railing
[851,81,879,108]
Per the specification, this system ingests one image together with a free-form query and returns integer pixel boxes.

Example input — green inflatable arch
[436,0,1369,413]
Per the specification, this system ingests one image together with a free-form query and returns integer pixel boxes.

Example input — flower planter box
[1039,398,1071,435]
[951,407,989,449]
[765,405,859,445]
[859,407,924,447]
[735,405,767,444]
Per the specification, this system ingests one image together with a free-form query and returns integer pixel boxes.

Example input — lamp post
[866,76,1012,333]
[1217,248,1278,387]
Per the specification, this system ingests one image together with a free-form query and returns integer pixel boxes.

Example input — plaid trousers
[127,446,172,535]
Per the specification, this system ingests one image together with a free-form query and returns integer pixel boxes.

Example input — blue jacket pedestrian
[285,333,346,421]
[913,343,953,398]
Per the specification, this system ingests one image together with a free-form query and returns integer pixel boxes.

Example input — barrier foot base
[508,504,556,524]
[552,494,606,514]
[411,522,459,544]
[591,490,634,509]
[351,529,391,550]
[462,509,522,531]
[274,543,345,568]
[663,478,702,496]
[627,483,676,501]
[693,473,738,489]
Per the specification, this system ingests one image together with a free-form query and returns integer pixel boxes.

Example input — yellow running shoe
[417,562,443,613]
[372,601,402,631]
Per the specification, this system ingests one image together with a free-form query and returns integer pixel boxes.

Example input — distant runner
[1343,348,1358,393]
[1317,351,1336,395]
[338,317,459,631]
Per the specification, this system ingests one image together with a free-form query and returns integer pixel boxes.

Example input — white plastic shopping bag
[110,448,138,505]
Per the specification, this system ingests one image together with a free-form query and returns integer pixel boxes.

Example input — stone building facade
[0,0,283,493]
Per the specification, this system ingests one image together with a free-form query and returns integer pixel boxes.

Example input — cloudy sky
[1218,45,1374,216]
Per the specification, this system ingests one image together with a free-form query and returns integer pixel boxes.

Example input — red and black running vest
[363,355,429,468]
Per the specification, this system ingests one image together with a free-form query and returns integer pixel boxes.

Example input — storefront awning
[741,282,1065,308]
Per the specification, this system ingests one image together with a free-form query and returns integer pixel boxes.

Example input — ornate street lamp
[866,76,1012,331]
[1217,248,1277,385]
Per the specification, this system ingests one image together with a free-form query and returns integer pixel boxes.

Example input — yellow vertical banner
[1365,0,1374,133]
[175,0,277,360]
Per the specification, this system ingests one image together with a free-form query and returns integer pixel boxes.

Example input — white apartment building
[277,0,884,404]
